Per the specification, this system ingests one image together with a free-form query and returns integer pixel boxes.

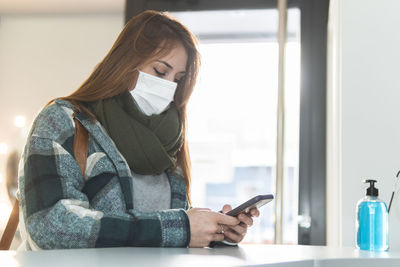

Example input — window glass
[173,8,301,244]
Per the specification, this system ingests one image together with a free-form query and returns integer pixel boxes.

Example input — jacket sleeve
[18,110,190,249]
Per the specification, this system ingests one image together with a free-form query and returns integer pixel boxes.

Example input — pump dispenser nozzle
[364,179,378,197]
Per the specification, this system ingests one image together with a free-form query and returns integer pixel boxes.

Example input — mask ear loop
[388,170,400,213]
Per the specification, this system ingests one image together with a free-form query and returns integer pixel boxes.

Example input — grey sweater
[131,171,171,212]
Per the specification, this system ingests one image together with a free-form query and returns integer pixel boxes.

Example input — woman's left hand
[220,204,260,243]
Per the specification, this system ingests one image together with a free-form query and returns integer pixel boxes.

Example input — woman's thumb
[222,204,232,214]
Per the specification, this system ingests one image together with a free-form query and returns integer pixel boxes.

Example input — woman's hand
[187,208,240,247]
[220,204,260,244]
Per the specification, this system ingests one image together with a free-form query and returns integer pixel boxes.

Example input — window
[172,9,301,244]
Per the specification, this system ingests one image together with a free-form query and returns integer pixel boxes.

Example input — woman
[17,10,259,250]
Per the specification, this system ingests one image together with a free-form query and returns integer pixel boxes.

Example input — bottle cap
[364,179,378,196]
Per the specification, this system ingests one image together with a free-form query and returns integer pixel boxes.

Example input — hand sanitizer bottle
[356,179,389,251]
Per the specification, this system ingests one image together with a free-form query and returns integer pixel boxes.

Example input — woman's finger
[212,233,225,242]
[224,229,244,243]
[249,208,260,217]
[222,204,232,214]
[238,213,253,226]
[227,223,247,236]
[214,212,240,226]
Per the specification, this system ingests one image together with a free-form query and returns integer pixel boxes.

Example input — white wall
[0,14,123,232]
[337,0,400,249]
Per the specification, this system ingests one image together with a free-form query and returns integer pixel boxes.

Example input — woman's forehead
[155,44,188,72]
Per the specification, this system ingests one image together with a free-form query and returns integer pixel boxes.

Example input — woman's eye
[153,68,165,76]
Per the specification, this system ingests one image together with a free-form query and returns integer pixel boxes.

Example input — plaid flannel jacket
[17,99,190,250]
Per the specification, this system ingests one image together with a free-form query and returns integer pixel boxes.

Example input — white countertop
[1,244,400,267]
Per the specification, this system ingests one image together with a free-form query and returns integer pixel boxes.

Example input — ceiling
[0,0,124,14]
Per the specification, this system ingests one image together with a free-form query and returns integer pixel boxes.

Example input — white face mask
[130,71,178,116]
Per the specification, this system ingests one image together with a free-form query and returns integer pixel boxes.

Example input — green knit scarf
[86,90,183,175]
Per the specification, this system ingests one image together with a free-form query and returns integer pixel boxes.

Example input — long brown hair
[55,10,200,204]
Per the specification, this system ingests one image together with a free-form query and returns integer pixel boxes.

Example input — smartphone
[208,194,274,247]
[226,194,274,217]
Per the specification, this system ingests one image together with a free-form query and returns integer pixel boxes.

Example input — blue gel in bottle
[356,179,388,251]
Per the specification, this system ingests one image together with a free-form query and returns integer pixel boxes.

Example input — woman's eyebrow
[157,60,173,69]
[157,60,186,73]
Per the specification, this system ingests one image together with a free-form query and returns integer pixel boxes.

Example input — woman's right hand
[186,208,240,247]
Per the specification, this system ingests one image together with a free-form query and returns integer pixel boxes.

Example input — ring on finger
[219,224,225,234]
